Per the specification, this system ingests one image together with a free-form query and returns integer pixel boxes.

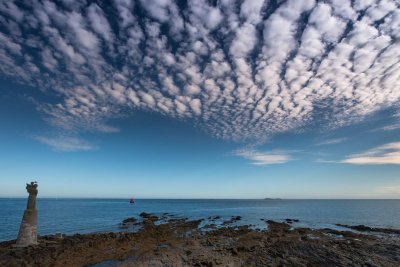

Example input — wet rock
[285,218,299,223]
[119,217,139,229]
[222,216,242,225]
[232,216,242,222]
[139,212,158,222]
[139,212,151,218]
[207,215,221,221]
[336,224,400,235]
[122,217,137,224]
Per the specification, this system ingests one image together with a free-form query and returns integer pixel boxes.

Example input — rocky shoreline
[1,213,399,267]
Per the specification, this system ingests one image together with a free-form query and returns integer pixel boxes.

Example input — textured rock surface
[1,215,399,267]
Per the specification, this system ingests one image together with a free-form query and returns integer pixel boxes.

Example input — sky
[0,0,399,198]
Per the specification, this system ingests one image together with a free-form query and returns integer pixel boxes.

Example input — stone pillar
[15,181,38,247]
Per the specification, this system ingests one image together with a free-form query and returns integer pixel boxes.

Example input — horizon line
[1,197,399,200]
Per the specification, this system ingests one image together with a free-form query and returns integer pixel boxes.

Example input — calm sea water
[1,198,399,241]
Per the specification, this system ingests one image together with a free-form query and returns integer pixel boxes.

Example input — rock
[285,218,300,223]
[122,217,137,224]
[139,212,151,218]
[336,224,400,235]
[266,220,291,232]
[222,216,242,225]
[230,247,238,256]
[232,216,241,221]
[139,212,158,221]
[1,216,399,267]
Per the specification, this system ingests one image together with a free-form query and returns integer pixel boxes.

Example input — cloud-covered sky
[1,0,399,141]
[0,0,399,197]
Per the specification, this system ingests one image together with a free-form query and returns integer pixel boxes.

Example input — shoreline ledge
[1,214,399,267]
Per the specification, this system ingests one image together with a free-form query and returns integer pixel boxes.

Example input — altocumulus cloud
[0,0,399,144]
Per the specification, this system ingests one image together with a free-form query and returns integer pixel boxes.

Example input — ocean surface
[1,198,399,241]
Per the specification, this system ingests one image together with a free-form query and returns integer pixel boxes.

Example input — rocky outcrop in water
[336,224,400,235]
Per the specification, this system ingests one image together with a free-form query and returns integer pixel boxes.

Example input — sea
[1,198,399,242]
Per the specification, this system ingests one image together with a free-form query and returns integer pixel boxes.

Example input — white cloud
[381,124,400,131]
[369,123,400,132]
[139,0,170,22]
[230,23,258,58]
[87,3,113,42]
[0,1,24,22]
[240,0,264,24]
[114,0,135,27]
[316,137,347,146]
[189,0,223,30]
[189,98,201,115]
[35,135,97,152]
[341,142,400,165]
[235,149,293,165]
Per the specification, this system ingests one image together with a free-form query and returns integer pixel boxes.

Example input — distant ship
[264,198,282,200]
[130,197,135,204]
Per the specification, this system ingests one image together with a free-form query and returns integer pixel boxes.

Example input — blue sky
[0,0,399,198]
